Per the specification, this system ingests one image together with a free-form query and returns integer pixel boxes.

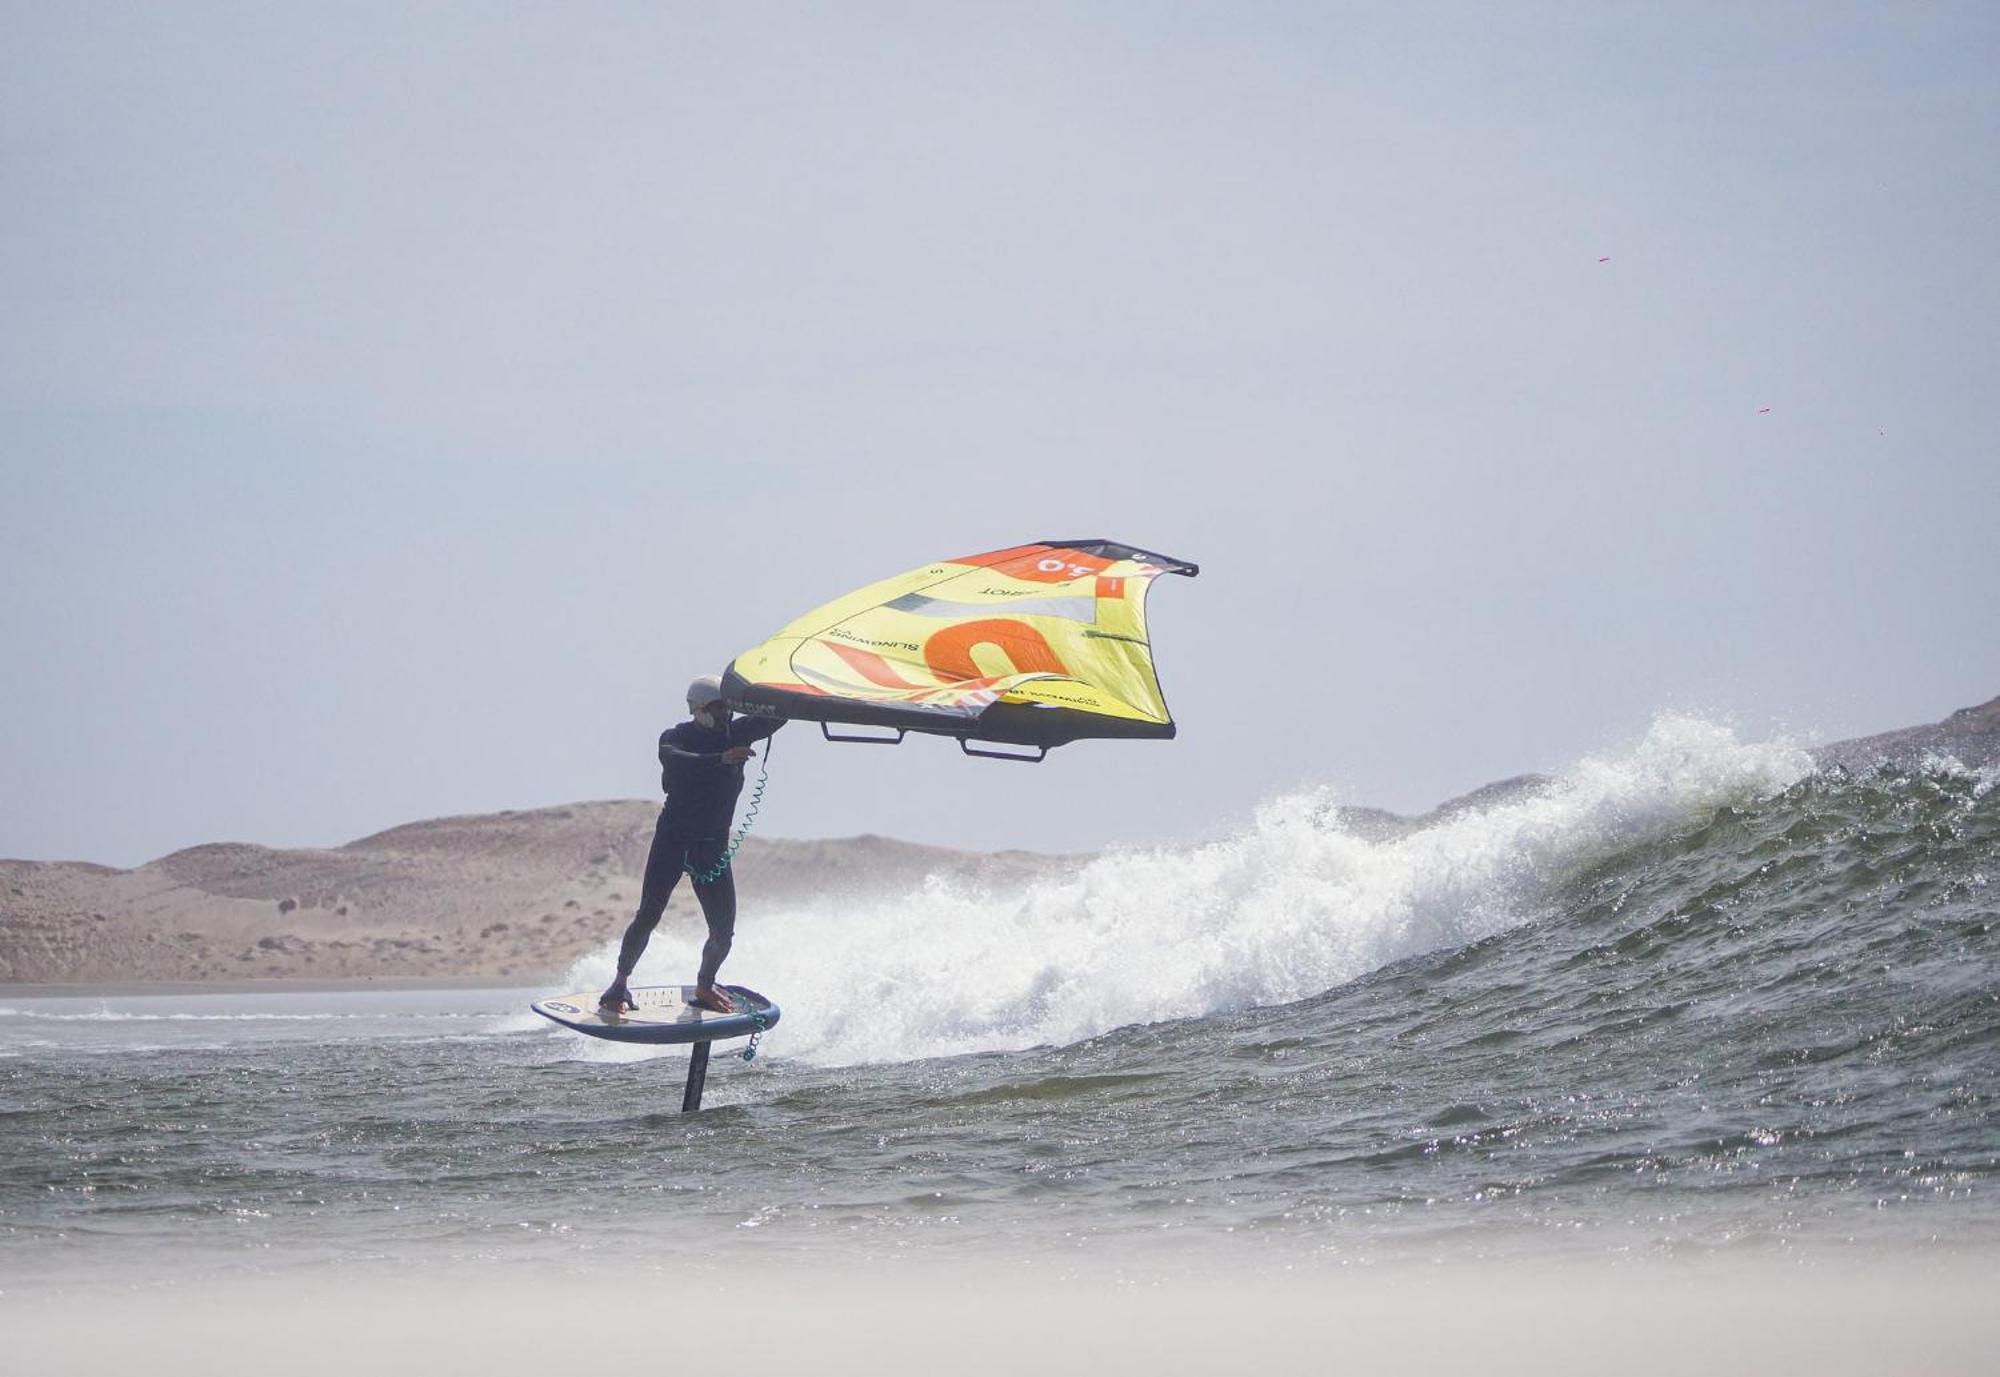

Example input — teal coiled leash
[740,1007,769,1061]
[683,728,774,887]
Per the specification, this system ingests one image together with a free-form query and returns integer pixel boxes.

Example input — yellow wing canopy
[721,540,1198,757]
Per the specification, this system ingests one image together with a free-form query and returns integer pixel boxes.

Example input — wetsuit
[613,713,784,990]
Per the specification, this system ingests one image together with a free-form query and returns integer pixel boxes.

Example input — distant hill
[1810,694,2000,773]
[0,803,1075,986]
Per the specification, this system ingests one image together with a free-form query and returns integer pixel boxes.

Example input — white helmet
[686,674,726,714]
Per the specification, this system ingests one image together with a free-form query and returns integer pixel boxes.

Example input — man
[600,674,784,1016]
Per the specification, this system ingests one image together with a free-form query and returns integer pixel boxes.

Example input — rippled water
[3,723,1996,1291]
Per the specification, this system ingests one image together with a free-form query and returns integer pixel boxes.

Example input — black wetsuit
[614,713,784,989]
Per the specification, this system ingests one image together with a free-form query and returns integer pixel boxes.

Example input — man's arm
[658,737,726,765]
[729,715,786,747]
[659,730,727,792]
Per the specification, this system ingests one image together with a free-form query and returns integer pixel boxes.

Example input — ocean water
[3,716,1996,1294]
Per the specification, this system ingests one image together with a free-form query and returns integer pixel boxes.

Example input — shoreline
[0,975,551,998]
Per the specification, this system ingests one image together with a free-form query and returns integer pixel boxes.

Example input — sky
[3,3,1996,866]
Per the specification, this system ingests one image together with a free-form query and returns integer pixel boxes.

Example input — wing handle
[959,739,1049,763]
[820,723,908,746]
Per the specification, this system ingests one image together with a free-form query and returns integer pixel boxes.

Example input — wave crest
[567,715,1811,1067]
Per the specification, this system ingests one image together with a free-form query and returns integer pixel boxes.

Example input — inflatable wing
[721,539,1198,758]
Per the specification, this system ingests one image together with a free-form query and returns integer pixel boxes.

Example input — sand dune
[0,802,1075,986]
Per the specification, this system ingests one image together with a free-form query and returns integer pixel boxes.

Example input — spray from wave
[560,715,1811,1066]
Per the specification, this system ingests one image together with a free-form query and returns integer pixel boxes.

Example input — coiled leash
[683,729,774,886]
[741,1007,769,1062]
[680,728,775,1062]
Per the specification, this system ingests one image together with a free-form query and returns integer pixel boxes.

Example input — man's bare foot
[690,984,736,1014]
[598,980,636,1016]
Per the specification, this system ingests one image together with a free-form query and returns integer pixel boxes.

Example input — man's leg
[602,823,685,1009]
[690,854,737,1012]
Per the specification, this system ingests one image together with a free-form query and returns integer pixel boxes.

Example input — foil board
[531,984,779,1045]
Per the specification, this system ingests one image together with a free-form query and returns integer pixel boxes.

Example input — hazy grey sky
[4,3,1996,866]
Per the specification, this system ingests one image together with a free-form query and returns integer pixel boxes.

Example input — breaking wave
[569,714,1813,1065]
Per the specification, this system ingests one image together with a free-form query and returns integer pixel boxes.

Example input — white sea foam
[562,715,1811,1068]
[1914,752,2000,799]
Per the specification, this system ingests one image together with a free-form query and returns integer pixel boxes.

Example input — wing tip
[1033,538,1199,576]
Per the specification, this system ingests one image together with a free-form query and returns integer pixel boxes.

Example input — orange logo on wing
[923,619,1068,682]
